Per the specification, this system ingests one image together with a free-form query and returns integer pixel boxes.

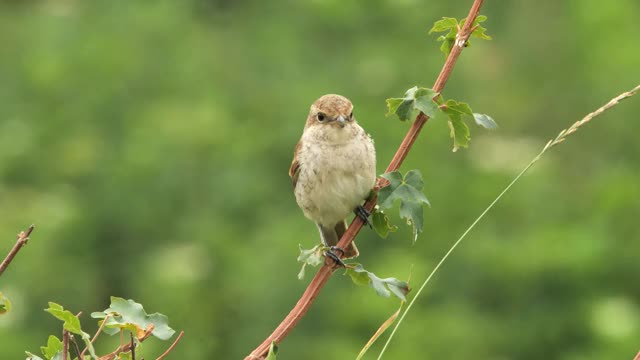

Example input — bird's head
[306,94,355,130]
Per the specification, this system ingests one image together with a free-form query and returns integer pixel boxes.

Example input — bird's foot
[324,246,346,267]
[355,205,373,228]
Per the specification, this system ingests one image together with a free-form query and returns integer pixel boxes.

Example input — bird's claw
[325,247,346,267]
[355,205,373,229]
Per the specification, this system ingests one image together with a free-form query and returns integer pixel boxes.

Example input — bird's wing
[289,142,301,189]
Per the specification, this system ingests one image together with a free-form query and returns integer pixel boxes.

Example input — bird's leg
[355,205,372,228]
[324,246,346,267]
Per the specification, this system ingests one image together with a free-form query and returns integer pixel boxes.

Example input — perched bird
[289,94,376,260]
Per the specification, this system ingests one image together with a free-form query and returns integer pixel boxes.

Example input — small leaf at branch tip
[429,17,458,34]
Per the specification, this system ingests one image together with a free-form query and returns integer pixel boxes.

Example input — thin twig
[80,313,111,358]
[0,225,35,277]
[131,333,136,360]
[98,324,155,360]
[155,331,185,360]
[62,330,70,360]
[245,1,485,358]
[70,335,83,360]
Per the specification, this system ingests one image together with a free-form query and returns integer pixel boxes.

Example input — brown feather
[288,141,302,189]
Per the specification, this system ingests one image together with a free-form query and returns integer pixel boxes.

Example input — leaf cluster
[429,15,492,56]
[26,298,178,360]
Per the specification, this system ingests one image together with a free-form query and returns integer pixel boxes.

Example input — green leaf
[472,24,492,40]
[345,264,372,287]
[344,264,410,301]
[413,88,441,118]
[265,341,278,360]
[470,15,492,40]
[429,17,458,33]
[40,336,63,360]
[45,302,83,334]
[473,113,498,129]
[26,352,45,360]
[378,170,430,243]
[448,117,470,152]
[371,208,398,239]
[399,201,425,243]
[0,292,11,315]
[443,99,473,116]
[45,303,97,359]
[386,87,439,122]
[442,99,473,151]
[115,352,132,360]
[297,244,324,279]
[91,297,175,341]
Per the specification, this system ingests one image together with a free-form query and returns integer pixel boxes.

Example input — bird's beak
[336,115,346,128]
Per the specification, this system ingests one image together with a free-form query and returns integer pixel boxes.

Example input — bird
[289,94,376,262]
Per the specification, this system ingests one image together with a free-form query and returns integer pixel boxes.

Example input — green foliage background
[1,0,639,359]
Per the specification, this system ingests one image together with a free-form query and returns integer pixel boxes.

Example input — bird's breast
[294,127,376,225]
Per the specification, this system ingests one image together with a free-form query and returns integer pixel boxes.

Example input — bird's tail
[317,220,359,259]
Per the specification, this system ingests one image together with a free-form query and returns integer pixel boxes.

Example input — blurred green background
[1,0,639,359]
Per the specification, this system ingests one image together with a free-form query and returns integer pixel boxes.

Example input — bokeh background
[1,0,639,359]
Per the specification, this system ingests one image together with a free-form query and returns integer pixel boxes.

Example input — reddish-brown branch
[62,330,70,360]
[634,350,640,360]
[155,330,185,360]
[98,324,155,360]
[246,1,484,358]
[0,225,35,277]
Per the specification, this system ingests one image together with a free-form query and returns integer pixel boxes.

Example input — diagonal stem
[0,225,35,277]
[245,1,485,358]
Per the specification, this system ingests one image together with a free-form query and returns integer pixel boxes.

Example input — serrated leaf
[45,303,83,335]
[428,17,458,33]
[45,303,97,359]
[472,24,492,40]
[91,297,175,341]
[371,209,398,239]
[399,201,424,243]
[442,99,474,151]
[265,341,278,360]
[413,88,440,118]
[473,113,498,129]
[40,336,63,360]
[443,99,473,116]
[378,170,430,243]
[434,26,458,56]
[297,244,324,279]
[345,264,410,301]
[0,292,11,315]
[448,117,470,152]
[345,264,372,287]
[386,87,439,122]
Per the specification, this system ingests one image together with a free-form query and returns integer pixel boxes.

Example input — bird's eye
[349,111,353,119]
[317,112,326,121]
